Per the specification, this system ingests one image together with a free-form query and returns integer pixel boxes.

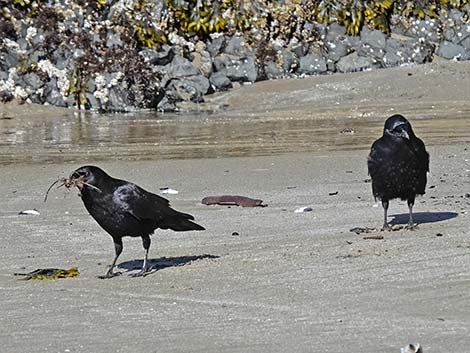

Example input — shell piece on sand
[18,209,40,215]
[401,343,422,353]
[294,206,313,213]
[160,187,179,194]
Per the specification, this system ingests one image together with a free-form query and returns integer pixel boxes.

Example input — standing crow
[367,115,429,230]
[69,166,205,278]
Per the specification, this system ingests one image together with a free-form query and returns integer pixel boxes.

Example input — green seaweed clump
[65,68,88,109]
[166,0,233,35]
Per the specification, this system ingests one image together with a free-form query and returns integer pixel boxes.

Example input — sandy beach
[1,61,470,352]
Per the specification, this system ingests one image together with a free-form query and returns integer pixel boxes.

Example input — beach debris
[340,127,355,134]
[202,195,266,207]
[294,206,313,213]
[391,224,405,231]
[18,209,40,216]
[160,187,179,195]
[363,235,384,240]
[329,191,338,196]
[350,227,377,234]
[14,267,79,280]
[232,232,239,236]
[401,343,422,353]
[44,175,102,202]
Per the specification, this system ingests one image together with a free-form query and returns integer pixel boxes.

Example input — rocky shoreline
[1,1,470,112]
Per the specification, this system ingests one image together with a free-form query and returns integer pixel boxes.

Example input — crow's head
[383,114,414,140]
[70,165,109,190]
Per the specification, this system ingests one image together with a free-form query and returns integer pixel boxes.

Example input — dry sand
[1,60,470,353]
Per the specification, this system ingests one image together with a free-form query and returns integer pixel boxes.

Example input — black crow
[69,166,205,278]
[367,115,429,230]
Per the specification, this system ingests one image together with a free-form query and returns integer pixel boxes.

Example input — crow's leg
[99,238,123,279]
[382,199,391,231]
[130,235,151,277]
[406,196,416,230]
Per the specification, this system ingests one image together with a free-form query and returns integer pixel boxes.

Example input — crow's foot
[98,271,122,279]
[381,223,392,231]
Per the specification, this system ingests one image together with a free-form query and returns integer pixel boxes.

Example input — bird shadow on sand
[389,211,458,225]
[117,254,220,276]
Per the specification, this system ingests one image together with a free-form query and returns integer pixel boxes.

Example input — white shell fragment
[18,209,40,216]
[294,206,313,213]
[160,187,179,195]
[401,343,422,353]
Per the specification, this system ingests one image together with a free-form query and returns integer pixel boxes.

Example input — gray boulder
[43,78,66,107]
[165,55,200,78]
[213,54,257,82]
[209,71,232,90]
[298,53,327,74]
[336,52,374,72]
[436,40,470,60]
[224,36,254,57]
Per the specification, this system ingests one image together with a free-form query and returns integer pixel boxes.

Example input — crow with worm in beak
[69,166,205,278]
[367,115,429,230]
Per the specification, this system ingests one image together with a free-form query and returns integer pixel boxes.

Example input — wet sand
[1,61,470,352]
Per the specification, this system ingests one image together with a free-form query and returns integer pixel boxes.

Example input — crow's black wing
[410,136,430,172]
[113,183,185,222]
[367,137,391,177]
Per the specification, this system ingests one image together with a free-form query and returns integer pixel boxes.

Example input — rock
[404,17,439,43]
[325,41,349,62]
[107,86,133,111]
[298,53,327,74]
[1,48,19,70]
[141,45,175,66]
[460,25,470,50]
[156,94,177,112]
[209,71,232,90]
[43,78,66,107]
[291,43,308,58]
[326,22,346,42]
[165,55,200,78]
[29,50,47,63]
[184,75,210,95]
[213,54,257,83]
[361,27,386,49]
[206,35,225,57]
[275,46,297,72]
[264,61,284,79]
[224,35,253,57]
[106,31,123,48]
[22,72,44,90]
[86,92,99,110]
[358,27,386,63]
[336,52,374,72]
[191,49,212,77]
[436,40,470,60]
[0,91,14,103]
[166,79,202,103]
[342,36,361,50]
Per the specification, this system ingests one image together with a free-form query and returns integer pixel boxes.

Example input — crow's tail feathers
[163,212,205,231]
